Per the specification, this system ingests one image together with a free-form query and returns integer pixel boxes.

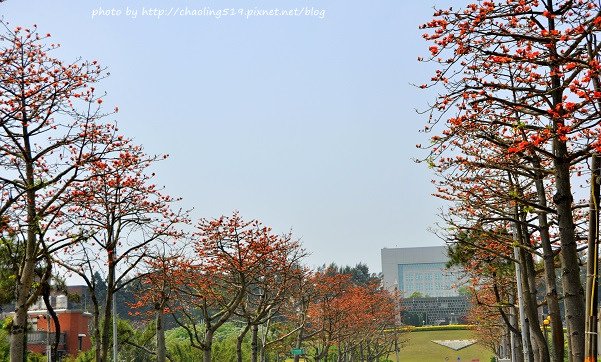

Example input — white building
[381,246,460,298]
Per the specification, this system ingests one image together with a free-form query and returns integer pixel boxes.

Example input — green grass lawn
[397,329,494,362]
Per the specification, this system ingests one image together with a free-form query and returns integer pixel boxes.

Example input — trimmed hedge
[412,324,474,332]
[385,324,474,333]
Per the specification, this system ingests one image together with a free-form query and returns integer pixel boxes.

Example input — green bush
[26,352,45,362]
[63,350,95,362]
[0,328,9,361]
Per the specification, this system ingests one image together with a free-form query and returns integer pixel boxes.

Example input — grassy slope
[397,329,494,362]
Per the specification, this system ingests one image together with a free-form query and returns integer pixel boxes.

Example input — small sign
[291,348,304,356]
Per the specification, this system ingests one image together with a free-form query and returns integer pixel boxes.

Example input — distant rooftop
[381,245,448,265]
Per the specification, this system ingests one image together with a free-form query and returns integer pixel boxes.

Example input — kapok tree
[172,212,295,362]
[233,233,305,362]
[467,285,514,356]
[55,139,186,362]
[432,142,561,361]
[129,246,187,362]
[0,23,124,361]
[302,271,353,362]
[298,266,400,362]
[424,57,583,359]
[419,1,601,359]
[447,230,525,360]
[432,144,564,361]
[258,266,315,361]
[337,282,401,361]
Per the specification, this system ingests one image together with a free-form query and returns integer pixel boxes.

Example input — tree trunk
[10,164,39,362]
[510,293,525,362]
[100,293,112,362]
[359,342,364,362]
[513,180,551,360]
[293,327,303,362]
[203,329,214,362]
[518,240,549,362]
[532,169,565,362]
[42,279,60,362]
[237,323,251,362]
[315,345,330,362]
[514,331,525,362]
[510,193,535,362]
[89,289,102,362]
[251,324,259,362]
[260,319,269,362]
[553,144,586,360]
[9,297,28,362]
[100,255,116,362]
[546,1,586,358]
[156,308,166,362]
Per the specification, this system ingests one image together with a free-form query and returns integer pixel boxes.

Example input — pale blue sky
[2,0,453,273]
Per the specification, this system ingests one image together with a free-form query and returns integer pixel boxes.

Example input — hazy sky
[2,0,454,273]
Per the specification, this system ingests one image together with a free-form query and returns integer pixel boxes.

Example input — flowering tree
[173,212,298,362]
[233,233,305,362]
[433,155,560,361]
[301,269,400,362]
[258,266,315,361]
[55,140,186,362]
[0,23,123,360]
[303,272,353,361]
[129,246,187,362]
[447,231,526,360]
[335,282,401,361]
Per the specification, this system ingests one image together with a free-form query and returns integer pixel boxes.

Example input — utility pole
[113,291,118,362]
[585,154,600,362]
[509,294,517,361]
[112,242,118,362]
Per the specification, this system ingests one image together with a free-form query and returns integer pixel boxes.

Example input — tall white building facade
[381,246,460,298]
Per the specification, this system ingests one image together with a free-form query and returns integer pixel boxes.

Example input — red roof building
[26,291,93,358]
